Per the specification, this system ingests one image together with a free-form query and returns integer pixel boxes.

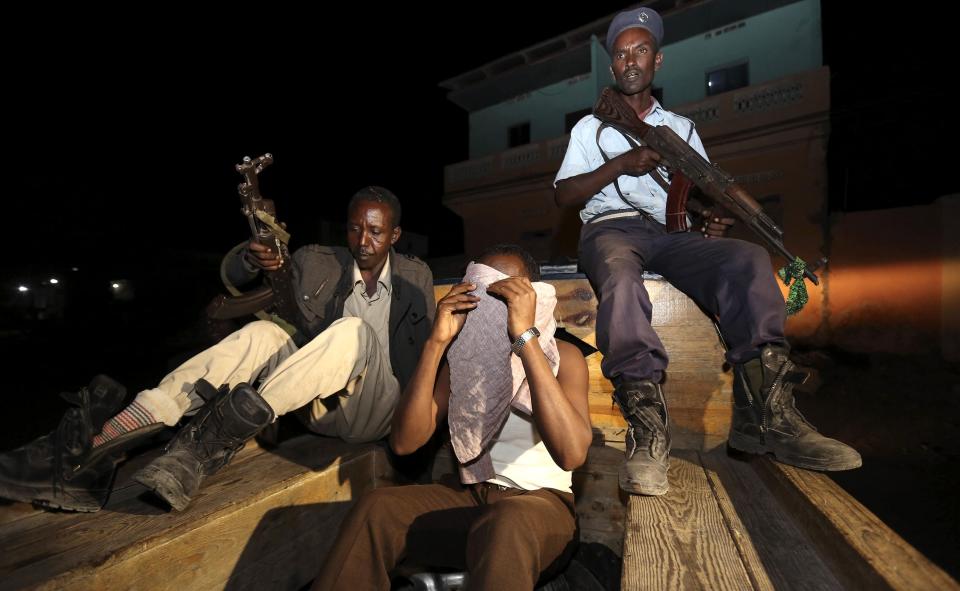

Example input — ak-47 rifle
[206,154,299,334]
[593,87,825,287]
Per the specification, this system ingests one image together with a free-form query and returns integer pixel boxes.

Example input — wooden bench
[1,276,954,590]
[0,437,393,591]
[621,449,957,590]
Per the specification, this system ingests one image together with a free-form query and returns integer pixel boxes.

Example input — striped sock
[93,401,159,447]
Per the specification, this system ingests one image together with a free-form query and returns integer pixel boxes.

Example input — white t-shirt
[486,410,573,493]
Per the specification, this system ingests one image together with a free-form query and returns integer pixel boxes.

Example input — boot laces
[615,391,667,458]
[769,361,816,433]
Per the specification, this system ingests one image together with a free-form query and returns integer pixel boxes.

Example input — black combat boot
[728,345,861,471]
[133,382,274,511]
[612,380,671,495]
[0,375,160,511]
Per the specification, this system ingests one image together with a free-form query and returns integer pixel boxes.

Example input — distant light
[17,285,28,292]
[708,81,713,87]
[71,267,79,272]
[109,279,135,301]
[49,278,59,284]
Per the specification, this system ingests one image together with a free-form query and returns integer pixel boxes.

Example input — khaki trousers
[144,317,399,443]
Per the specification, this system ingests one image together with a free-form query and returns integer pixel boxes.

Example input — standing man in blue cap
[554,7,861,496]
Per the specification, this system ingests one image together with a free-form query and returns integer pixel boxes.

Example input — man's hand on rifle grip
[245,240,283,271]
[617,146,662,176]
[700,208,736,238]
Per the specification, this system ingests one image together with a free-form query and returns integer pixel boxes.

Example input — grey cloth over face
[447,262,559,484]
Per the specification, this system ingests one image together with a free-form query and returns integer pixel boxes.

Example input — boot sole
[0,479,103,512]
[727,432,863,472]
[619,471,669,496]
[133,465,191,511]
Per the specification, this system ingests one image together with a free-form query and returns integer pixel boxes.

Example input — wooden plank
[221,500,354,591]
[0,439,263,544]
[0,437,386,591]
[621,450,754,590]
[573,445,627,556]
[552,278,600,341]
[0,435,176,530]
[554,278,734,451]
[0,499,44,528]
[645,280,731,449]
[700,449,842,591]
[751,456,960,591]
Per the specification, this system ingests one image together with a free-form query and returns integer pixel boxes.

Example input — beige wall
[941,196,960,360]
[780,197,956,357]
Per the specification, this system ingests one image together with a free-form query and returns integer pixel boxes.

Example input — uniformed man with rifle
[554,7,861,497]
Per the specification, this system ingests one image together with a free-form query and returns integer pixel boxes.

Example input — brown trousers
[313,478,577,591]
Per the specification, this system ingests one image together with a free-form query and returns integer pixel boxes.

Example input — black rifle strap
[595,123,671,216]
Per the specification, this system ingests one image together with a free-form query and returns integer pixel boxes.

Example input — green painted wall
[467,0,822,157]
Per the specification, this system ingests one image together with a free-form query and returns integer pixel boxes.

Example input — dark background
[2,3,957,577]
[7,4,952,276]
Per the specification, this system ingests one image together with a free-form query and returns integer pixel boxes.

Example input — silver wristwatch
[511,326,541,355]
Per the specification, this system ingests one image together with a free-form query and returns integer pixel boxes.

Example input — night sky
[8,4,629,282]
[4,3,955,327]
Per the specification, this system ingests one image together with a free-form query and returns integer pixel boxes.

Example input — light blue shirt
[554,98,709,225]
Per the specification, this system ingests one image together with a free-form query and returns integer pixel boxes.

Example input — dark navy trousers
[579,214,787,384]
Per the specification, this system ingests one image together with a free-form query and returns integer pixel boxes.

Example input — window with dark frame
[706,62,749,96]
[508,122,531,148]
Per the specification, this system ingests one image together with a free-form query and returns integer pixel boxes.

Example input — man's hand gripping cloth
[447,262,560,483]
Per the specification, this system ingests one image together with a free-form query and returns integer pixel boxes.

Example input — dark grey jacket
[226,246,435,391]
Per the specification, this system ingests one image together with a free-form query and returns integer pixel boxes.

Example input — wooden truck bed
[1,277,954,590]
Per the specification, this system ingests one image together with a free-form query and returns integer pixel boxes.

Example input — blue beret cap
[606,7,664,55]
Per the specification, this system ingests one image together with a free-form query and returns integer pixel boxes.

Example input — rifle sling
[213,242,297,335]
[254,209,291,245]
[595,123,690,232]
